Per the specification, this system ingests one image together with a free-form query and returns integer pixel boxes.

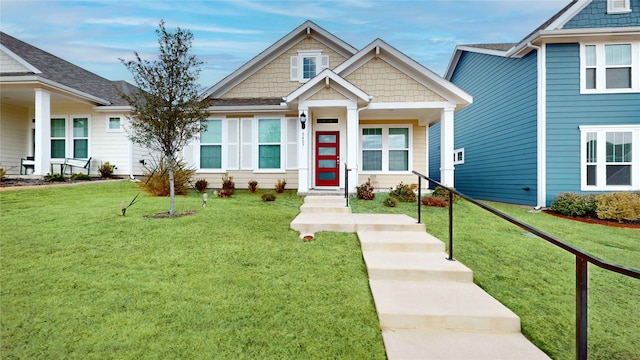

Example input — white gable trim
[546,0,591,30]
[445,45,511,80]
[1,44,41,73]
[285,69,370,103]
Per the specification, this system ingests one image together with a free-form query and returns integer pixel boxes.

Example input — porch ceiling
[0,83,95,109]
[359,107,441,125]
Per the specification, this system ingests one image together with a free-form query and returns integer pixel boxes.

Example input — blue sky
[1,0,569,87]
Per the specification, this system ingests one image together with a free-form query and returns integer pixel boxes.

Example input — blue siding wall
[545,43,640,205]
[447,51,538,205]
[564,0,640,28]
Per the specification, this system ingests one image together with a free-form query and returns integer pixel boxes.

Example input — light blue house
[432,0,640,208]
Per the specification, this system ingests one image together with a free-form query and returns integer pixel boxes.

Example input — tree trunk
[168,156,175,215]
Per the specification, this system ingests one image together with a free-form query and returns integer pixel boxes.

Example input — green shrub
[421,196,447,207]
[595,192,640,222]
[431,186,461,202]
[218,174,235,198]
[139,160,195,196]
[44,173,66,182]
[0,167,6,179]
[550,193,596,217]
[261,193,276,202]
[248,179,258,193]
[357,178,375,200]
[194,178,208,192]
[98,162,115,178]
[70,173,91,181]
[383,196,398,207]
[389,182,416,202]
[275,179,286,194]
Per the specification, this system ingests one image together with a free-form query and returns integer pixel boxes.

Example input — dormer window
[290,50,328,82]
[608,0,631,14]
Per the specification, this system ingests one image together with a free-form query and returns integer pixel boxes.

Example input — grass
[1,181,385,359]
[351,195,640,360]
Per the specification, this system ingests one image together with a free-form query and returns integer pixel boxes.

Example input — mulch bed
[544,210,640,229]
[143,210,197,219]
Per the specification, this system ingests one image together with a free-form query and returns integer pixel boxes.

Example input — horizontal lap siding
[545,43,640,204]
[448,51,538,205]
[0,104,30,174]
[194,171,298,191]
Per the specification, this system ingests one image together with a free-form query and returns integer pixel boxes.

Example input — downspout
[528,42,547,210]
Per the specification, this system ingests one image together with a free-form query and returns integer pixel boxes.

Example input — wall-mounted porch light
[299,111,307,129]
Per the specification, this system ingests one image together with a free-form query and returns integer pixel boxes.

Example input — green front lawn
[1,181,385,359]
[351,195,640,360]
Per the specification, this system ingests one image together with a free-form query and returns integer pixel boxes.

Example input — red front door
[315,131,340,186]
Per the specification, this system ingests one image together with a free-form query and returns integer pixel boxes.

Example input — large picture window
[258,119,281,169]
[200,119,222,169]
[580,125,640,190]
[361,125,412,173]
[581,42,639,93]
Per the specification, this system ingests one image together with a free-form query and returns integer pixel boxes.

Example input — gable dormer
[608,0,631,14]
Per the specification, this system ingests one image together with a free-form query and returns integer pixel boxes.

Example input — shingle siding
[545,43,640,204]
[446,51,538,205]
[563,0,640,28]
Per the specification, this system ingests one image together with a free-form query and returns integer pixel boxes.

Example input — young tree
[119,20,209,215]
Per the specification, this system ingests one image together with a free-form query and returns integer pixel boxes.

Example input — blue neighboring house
[431,0,640,208]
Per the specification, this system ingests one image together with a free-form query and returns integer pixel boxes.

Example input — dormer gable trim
[201,20,358,100]
[0,44,41,74]
[284,68,370,103]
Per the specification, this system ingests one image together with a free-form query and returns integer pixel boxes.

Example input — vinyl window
[581,42,640,93]
[200,119,222,169]
[361,125,412,173]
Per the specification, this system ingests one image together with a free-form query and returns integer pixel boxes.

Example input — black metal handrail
[344,163,351,207]
[413,171,640,360]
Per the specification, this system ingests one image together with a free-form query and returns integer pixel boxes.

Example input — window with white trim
[581,42,640,93]
[51,117,66,159]
[290,50,329,82]
[580,125,640,191]
[107,116,122,131]
[361,125,412,172]
[607,0,630,13]
[453,148,465,165]
[200,119,222,169]
[258,119,282,170]
[73,117,89,158]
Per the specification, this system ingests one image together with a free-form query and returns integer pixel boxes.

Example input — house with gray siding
[436,0,640,207]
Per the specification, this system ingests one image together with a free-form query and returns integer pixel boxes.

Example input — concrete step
[362,251,473,283]
[299,202,350,213]
[370,280,521,333]
[358,231,445,253]
[302,195,346,204]
[382,329,551,360]
[291,213,425,236]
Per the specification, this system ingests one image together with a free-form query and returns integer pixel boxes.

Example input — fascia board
[445,45,511,80]
[285,69,369,103]
[1,75,111,105]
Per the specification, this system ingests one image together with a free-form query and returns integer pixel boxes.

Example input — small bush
[217,189,233,198]
[595,192,640,222]
[194,178,208,192]
[98,162,115,178]
[70,173,91,181]
[357,178,375,200]
[44,173,66,182]
[0,168,6,179]
[383,196,398,207]
[218,174,235,198]
[550,193,596,217]
[139,159,195,196]
[248,179,258,193]
[262,193,276,202]
[421,196,447,207]
[275,179,286,193]
[431,186,461,202]
[389,182,416,202]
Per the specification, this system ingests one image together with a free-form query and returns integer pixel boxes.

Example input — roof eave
[0,75,112,105]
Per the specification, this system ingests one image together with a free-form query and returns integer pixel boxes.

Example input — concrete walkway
[291,196,550,360]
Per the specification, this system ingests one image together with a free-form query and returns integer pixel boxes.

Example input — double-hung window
[258,119,282,170]
[290,50,329,82]
[73,117,89,158]
[581,42,639,93]
[51,118,66,159]
[580,125,640,190]
[200,119,222,169]
[361,125,411,172]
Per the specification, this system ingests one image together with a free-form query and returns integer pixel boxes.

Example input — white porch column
[297,107,310,193]
[34,89,51,175]
[346,105,358,193]
[440,107,455,187]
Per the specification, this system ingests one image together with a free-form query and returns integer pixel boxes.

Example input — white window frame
[106,116,123,132]
[580,41,640,94]
[453,148,465,165]
[255,117,285,173]
[50,116,68,159]
[607,0,631,13]
[197,119,224,171]
[579,125,640,191]
[290,50,329,83]
[360,124,413,174]
[72,116,90,159]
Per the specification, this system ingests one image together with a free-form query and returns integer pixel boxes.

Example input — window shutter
[227,119,239,170]
[241,119,253,170]
[290,56,299,81]
[286,118,298,169]
[320,55,329,71]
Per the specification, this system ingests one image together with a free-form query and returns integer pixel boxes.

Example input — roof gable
[202,20,358,100]
[285,68,370,104]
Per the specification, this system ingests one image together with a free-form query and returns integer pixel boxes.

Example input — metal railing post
[417,176,422,224]
[576,256,588,360]
[448,189,454,261]
[344,163,349,207]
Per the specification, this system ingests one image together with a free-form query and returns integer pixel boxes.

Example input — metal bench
[59,157,92,175]
[20,156,35,174]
